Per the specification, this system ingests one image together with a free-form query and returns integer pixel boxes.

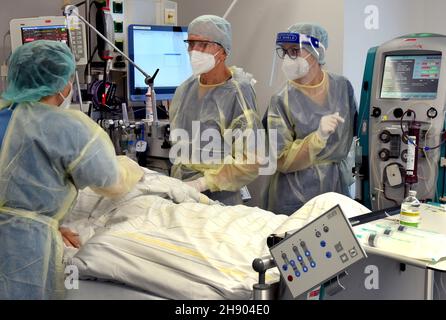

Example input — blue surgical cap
[188,15,232,56]
[287,23,328,65]
[2,40,75,103]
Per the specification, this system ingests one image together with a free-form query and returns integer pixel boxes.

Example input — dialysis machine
[356,33,446,210]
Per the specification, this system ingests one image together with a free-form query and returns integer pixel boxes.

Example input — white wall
[423,0,446,33]
[177,0,344,118]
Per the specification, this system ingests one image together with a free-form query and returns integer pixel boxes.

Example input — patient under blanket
[63,169,371,300]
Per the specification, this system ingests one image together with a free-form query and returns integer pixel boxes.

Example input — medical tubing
[400,109,445,151]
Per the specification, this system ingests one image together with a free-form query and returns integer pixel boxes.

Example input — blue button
[303,266,308,273]
[305,251,311,257]
[310,261,316,268]
[297,256,303,262]
[320,241,326,248]
[290,260,296,266]
[282,264,288,271]
[294,271,301,277]
[326,252,332,259]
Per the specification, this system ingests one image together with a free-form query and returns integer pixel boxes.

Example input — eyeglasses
[184,39,223,51]
[276,46,304,60]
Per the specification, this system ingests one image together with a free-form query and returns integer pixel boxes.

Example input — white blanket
[64,169,370,299]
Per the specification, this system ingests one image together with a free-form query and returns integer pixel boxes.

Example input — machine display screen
[21,25,68,44]
[129,25,192,100]
[380,55,442,99]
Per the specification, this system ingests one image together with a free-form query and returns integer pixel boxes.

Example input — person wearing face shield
[265,23,358,215]
[169,15,262,205]
[0,40,144,299]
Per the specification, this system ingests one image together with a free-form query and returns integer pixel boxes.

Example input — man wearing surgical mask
[265,23,358,215]
[169,15,262,205]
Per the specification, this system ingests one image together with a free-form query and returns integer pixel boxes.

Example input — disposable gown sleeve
[267,95,327,174]
[66,113,143,198]
[89,156,144,198]
[203,89,261,193]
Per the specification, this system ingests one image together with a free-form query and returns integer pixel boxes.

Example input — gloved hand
[185,177,209,193]
[316,112,345,140]
[59,227,81,248]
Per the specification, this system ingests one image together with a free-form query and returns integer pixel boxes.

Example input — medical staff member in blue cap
[170,15,262,205]
[265,23,357,215]
[0,40,144,299]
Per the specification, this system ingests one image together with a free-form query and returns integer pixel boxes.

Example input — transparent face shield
[269,32,324,88]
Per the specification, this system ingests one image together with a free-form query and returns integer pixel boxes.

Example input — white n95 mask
[189,50,217,77]
[281,55,310,81]
[58,83,73,109]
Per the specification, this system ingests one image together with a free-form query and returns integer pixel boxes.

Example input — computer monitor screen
[128,24,192,101]
[21,25,69,44]
[380,54,442,100]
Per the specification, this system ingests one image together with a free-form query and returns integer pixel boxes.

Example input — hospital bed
[62,169,446,300]
[62,169,373,300]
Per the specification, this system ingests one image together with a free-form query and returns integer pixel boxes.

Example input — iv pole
[63,5,159,121]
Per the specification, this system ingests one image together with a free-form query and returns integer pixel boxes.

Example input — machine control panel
[269,205,367,299]
[68,24,87,65]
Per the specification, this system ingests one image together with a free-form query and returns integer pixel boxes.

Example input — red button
[287,275,293,282]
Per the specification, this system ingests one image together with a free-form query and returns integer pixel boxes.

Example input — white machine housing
[269,205,367,299]
[10,16,88,65]
[367,34,446,210]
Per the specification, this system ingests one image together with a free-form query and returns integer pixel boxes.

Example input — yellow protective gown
[169,67,262,205]
[265,72,357,215]
[0,101,143,299]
